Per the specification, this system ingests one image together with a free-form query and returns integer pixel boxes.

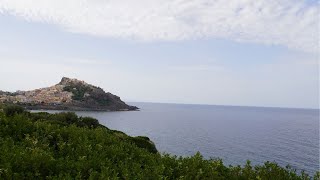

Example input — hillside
[0,77,138,111]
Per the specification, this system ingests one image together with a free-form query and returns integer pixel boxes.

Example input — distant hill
[0,77,138,111]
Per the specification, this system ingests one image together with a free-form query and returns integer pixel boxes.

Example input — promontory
[0,77,138,111]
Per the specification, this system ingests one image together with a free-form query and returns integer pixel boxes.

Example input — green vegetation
[3,104,25,117]
[0,105,318,179]
[63,84,110,106]
[91,95,110,106]
[63,85,92,101]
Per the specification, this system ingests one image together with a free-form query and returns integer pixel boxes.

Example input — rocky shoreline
[23,104,139,111]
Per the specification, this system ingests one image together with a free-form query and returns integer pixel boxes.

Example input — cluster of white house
[0,85,73,105]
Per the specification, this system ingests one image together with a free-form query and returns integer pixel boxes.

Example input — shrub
[3,105,25,117]
[131,136,158,154]
[79,117,99,128]
[53,112,78,124]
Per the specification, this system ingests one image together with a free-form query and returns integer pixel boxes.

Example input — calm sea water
[40,102,320,174]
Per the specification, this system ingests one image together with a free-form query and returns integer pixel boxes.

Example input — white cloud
[0,0,318,53]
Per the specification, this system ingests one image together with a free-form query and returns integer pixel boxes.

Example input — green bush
[3,105,25,116]
[79,117,100,128]
[131,136,158,154]
[53,112,78,124]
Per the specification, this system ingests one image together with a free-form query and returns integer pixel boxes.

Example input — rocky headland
[0,77,138,111]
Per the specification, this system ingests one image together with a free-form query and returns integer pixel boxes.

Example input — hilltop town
[0,77,138,111]
[0,83,73,105]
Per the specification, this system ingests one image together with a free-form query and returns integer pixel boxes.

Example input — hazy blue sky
[0,0,319,108]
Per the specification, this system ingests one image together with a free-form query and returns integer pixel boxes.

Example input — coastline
[24,104,139,112]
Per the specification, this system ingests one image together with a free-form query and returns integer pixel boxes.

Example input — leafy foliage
[0,109,318,179]
[3,105,25,116]
[131,136,158,154]
[79,117,100,128]
[24,111,100,129]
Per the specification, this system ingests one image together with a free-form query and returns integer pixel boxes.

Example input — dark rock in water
[0,77,138,111]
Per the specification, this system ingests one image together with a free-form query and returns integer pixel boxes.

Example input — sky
[0,0,319,109]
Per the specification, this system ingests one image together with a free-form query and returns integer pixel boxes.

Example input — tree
[3,105,25,117]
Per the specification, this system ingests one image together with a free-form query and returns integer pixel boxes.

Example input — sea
[37,102,320,174]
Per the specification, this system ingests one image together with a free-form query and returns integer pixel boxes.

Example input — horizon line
[126,101,320,111]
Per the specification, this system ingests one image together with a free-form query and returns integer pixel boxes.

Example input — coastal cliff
[0,77,138,111]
